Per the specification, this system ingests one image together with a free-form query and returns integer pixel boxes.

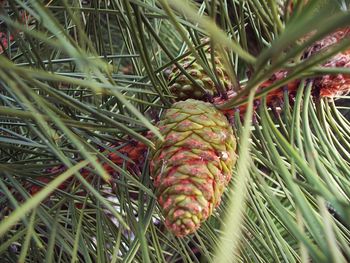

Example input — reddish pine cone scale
[151,99,236,237]
[308,28,350,98]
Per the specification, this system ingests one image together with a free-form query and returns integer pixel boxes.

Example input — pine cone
[151,99,237,237]
[168,45,233,101]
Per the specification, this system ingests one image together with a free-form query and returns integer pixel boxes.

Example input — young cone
[150,99,237,237]
[168,45,233,101]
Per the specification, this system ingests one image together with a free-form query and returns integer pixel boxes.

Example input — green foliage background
[0,0,349,262]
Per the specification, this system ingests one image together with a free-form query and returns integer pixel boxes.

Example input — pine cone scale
[151,99,236,237]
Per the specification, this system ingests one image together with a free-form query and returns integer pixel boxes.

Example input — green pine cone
[168,46,233,101]
[151,99,237,237]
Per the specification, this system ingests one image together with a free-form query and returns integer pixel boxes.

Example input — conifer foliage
[0,1,350,262]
